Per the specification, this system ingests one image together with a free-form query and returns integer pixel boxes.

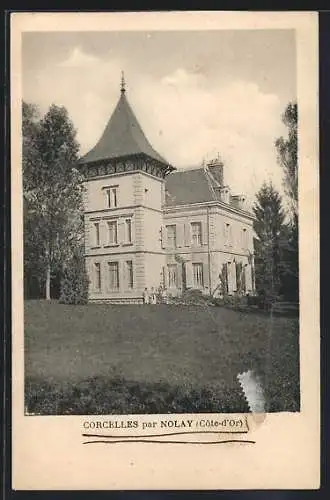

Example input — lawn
[24,300,300,414]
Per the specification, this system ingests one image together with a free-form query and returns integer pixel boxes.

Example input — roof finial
[121,71,126,93]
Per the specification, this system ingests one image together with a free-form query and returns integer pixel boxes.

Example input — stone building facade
[79,77,255,303]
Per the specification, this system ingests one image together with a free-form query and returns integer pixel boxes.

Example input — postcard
[11,10,319,490]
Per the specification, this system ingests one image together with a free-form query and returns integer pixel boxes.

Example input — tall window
[105,186,118,208]
[191,222,202,246]
[224,223,231,246]
[107,220,118,245]
[126,260,133,289]
[242,228,247,248]
[93,222,100,247]
[167,264,177,288]
[108,262,119,290]
[166,225,176,249]
[193,263,204,288]
[94,262,101,290]
[125,219,132,243]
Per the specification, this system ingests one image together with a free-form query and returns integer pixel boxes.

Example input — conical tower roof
[80,75,170,166]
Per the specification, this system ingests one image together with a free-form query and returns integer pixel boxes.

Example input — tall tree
[275,102,298,219]
[23,103,84,300]
[275,102,299,302]
[23,102,44,298]
[253,182,286,306]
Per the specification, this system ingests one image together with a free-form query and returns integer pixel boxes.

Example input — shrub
[59,249,89,305]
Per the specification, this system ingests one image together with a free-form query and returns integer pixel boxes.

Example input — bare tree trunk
[45,263,51,300]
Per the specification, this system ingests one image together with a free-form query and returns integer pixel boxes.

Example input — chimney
[207,158,224,186]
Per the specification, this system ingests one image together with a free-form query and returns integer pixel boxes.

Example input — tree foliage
[253,182,286,306]
[275,102,299,302]
[23,101,86,300]
[275,102,298,218]
[59,246,89,305]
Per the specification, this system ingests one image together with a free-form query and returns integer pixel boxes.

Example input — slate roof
[80,90,169,166]
[165,168,217,206]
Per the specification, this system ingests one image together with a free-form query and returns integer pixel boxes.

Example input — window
[193,263,204,288]
[108,262,119,290]
[125,219,132,243]
[107,220,118,245]
[166,225,176,248]
[224,223,232,246]
[126,260,133,289]
[93,222,100,247]
[94,262,101,290]
[191,222,202,246]
[167,264,177,288]
[242,228,248,248]
[105,186,118,208]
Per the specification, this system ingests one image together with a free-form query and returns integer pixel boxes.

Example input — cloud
[58,47,100,68]
[23,51,287,203]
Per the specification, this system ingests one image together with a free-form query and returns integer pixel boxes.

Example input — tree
[59,245,89,305]
[275,102,298,219]
[23,102,84,300]
[23,102,45,298]
[275,102,299,302]
[253,182,286,307]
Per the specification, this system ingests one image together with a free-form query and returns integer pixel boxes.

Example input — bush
[25,375,250,415]
[59,249,89,305]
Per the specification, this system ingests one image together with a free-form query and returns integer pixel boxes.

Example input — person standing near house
[150,287,157,304]
[143,288,150,304]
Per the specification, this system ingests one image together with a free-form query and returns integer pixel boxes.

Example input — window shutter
[227,262,234,293]
[177,263,183,289]
[161,226,166,249]
[232,261,237,291]
[245,264,252,292]
[184,222,191,246]
[185,261,193,288]
[176,223,184,248]
[201,221,207,246]
[163,266,168,289]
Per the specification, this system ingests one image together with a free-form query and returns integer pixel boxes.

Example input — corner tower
[80,74,175,303]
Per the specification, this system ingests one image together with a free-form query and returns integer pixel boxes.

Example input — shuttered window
[191,222,202,246]
[224,223,232,246]
[166,225,176,249]
[108,262,119,290]
[94,262,101,290]
[167,264,177,288]
[93,222,100,247]
[107,221,118,245]
[125,219,132,243]
[192,263,204,288]
[105,186,118,208]
[126,260,133,289]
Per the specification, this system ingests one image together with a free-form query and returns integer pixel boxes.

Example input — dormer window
[104,186,118,208]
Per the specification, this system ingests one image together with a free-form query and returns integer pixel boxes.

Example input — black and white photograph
[22,27,301,416]
[11,11,319,490]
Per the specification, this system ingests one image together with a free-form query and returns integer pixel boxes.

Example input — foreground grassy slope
[25,300,299,414]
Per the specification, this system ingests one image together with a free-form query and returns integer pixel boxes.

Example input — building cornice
[164,200,255,221]
[84,204,163,216]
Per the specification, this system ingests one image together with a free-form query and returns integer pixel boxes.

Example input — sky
[22,30,296,204]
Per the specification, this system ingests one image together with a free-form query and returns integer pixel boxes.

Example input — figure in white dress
[150,287,157,304]
[143,288,149,304]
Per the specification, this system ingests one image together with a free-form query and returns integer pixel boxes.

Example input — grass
[24,300,300,414]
